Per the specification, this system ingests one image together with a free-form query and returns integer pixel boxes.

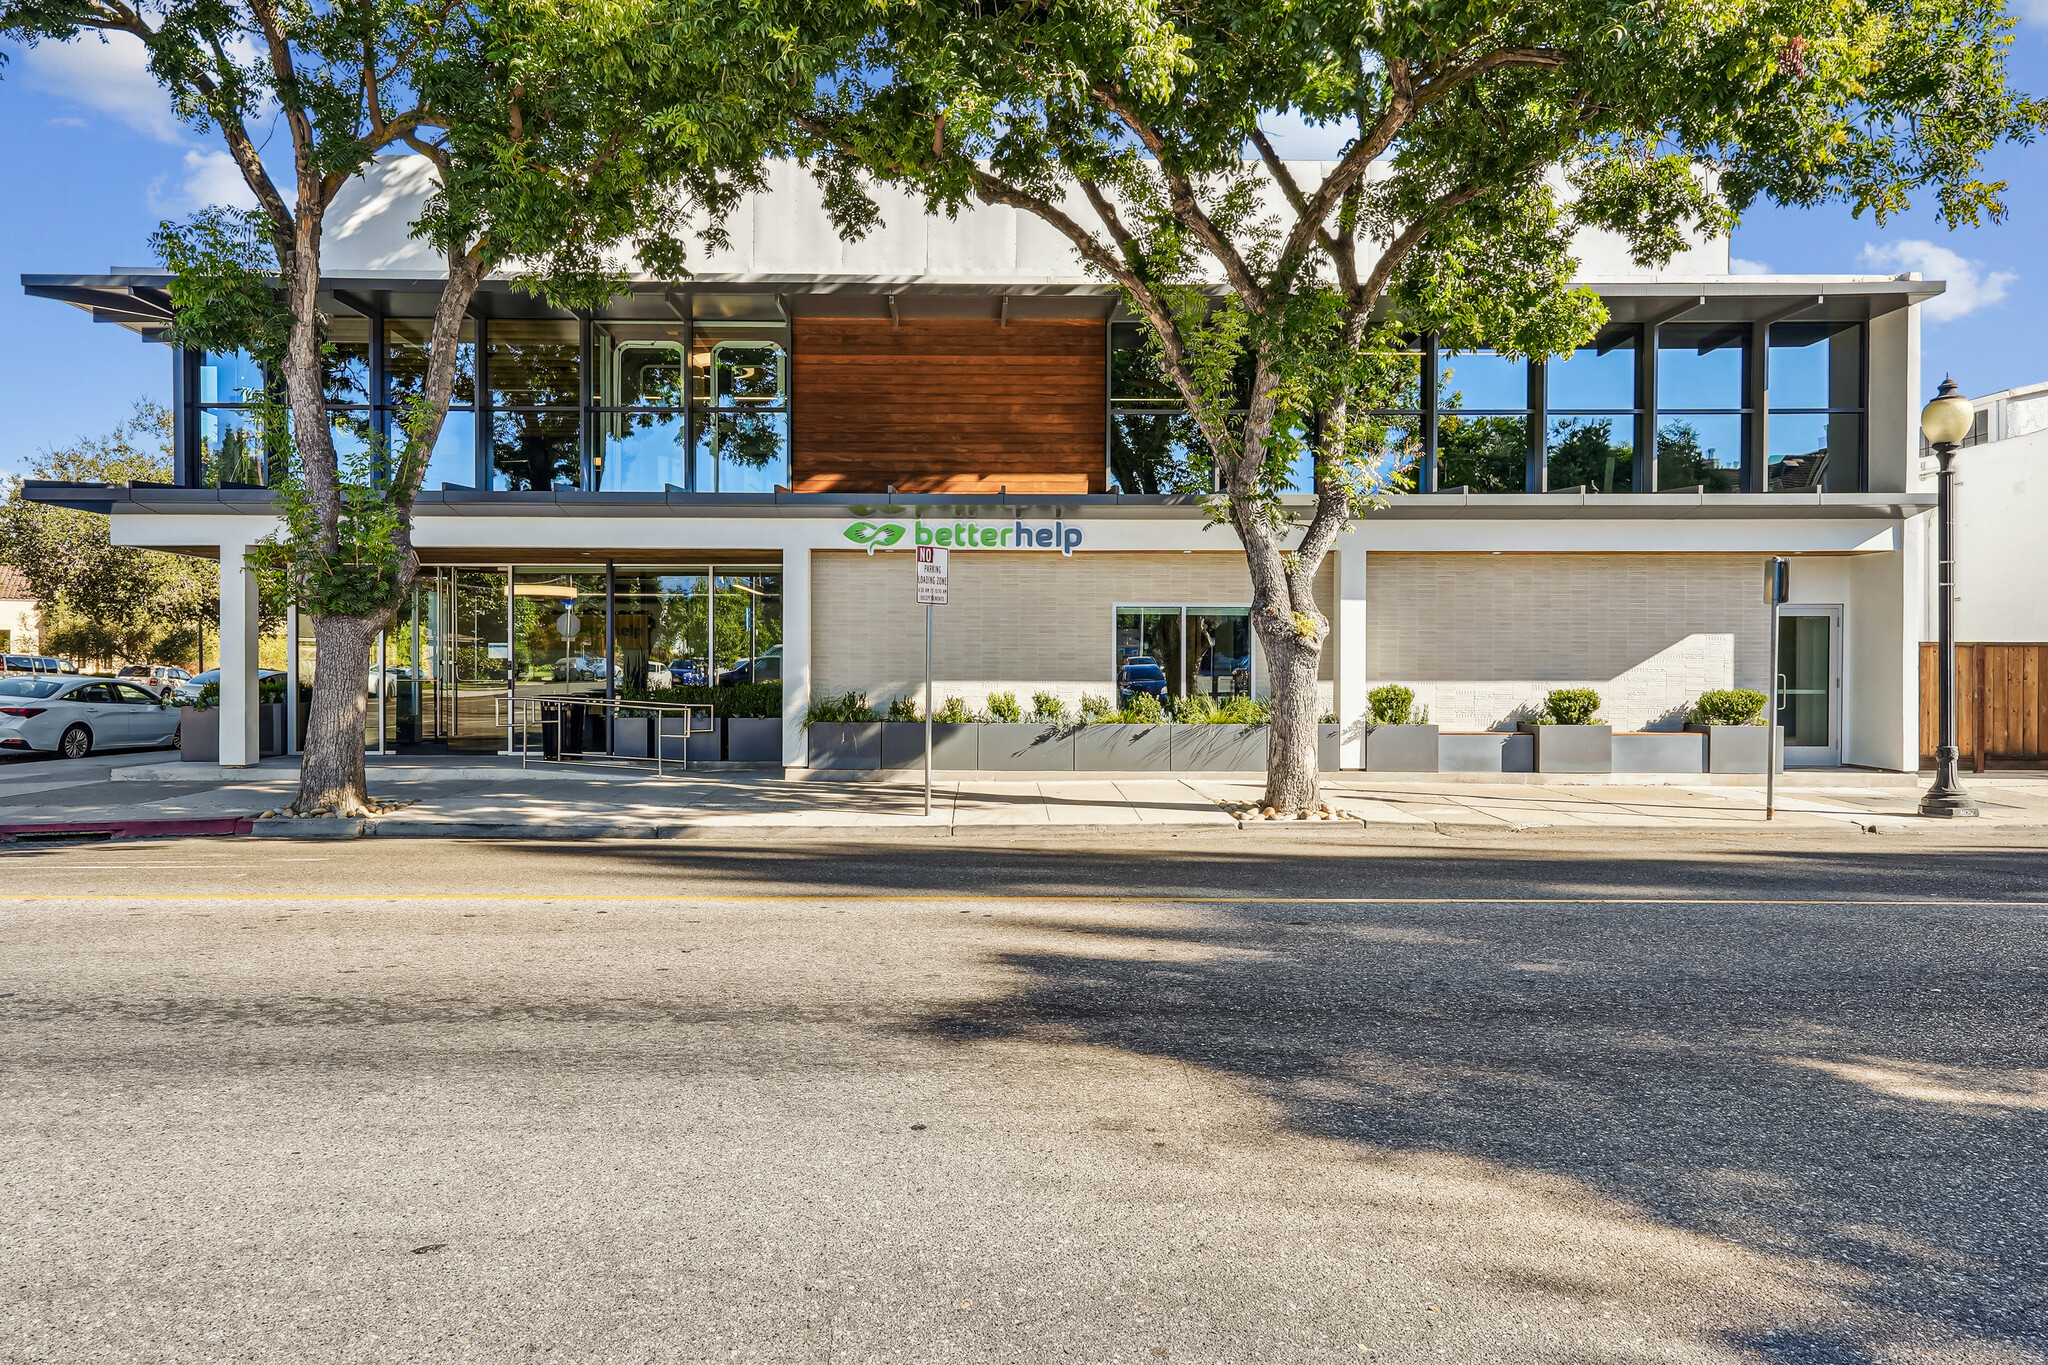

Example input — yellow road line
[1,893,2044,907]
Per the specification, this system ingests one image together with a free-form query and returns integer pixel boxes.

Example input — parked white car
[0,676,181,758]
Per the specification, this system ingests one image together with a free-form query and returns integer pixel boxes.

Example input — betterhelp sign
[843,519,1086,556]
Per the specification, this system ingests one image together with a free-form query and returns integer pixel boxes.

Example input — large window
[593,322,689,491]
[1438,349,1531,492]
[385,318,477,490]
[1768,321,1864,492]
[488,321,581,490]
[1656,324,1748,493]
[1545,329,1638,493]
[689,326,788,493]
[196,349,279,487]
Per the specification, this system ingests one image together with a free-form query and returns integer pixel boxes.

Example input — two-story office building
[23,158,1939,772]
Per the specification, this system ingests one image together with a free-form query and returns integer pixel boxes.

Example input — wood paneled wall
[1919,642,2048,769]
[790,318,1106,494]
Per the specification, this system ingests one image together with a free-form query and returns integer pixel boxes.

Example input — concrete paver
[7,751,2048,837]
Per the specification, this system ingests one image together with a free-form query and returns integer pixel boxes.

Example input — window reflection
[324,318,372,405]
[491,410,579,490]
[384,319,476,407]
[1657,415,1744,492]
[1547,416,1634,493]
[1438,350,1528,412]
[1438,414,1529,492]
[488,320,580,408]
[200,408,279,487]
[199,350,264,405]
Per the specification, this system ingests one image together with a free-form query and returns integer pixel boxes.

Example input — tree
[745,0,2044,810]
[0,403,226,669]
[2,0,780,814]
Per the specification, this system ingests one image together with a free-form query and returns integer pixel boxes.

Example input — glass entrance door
[1777,606,1842,767]
[1114,608,1183,704]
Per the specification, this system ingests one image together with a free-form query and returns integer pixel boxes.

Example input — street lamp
[1919,376,1980,818]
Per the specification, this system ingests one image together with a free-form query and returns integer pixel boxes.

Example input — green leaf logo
[843,521,905,552]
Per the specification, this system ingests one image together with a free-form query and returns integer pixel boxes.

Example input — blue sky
[2,23,2045,475]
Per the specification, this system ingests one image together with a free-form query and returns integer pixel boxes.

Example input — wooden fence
[1919,643,2048,769]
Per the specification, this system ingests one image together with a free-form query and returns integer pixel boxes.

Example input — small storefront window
[1114,605,1254,703]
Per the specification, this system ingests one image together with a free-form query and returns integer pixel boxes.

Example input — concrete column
[1335,545,1368,769]
[782,546,811,768]
[218,542,261,767]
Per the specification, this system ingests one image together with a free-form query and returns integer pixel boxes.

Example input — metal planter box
[1074,723,1173,772]
[612,715,721,761]
[977,723,1073,771]
[1613,731,1705,774]
[881,722,979,769]
[177,706,219,763]
[1364,723,1439,772]
[259,702,287,757]
[1518,723,1612,773]
[807,722,881,770]
[1320,723,1343,770]
[1171,723,1269,772]
[726,717,783,763]
[1685,723,1782,774]
[1438,732,1534,773]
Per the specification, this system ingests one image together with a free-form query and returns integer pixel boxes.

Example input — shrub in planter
[1078,694,1117,723]
[804,690,877,724]
[986,691,1023,723]
[886,694,921,722]
[934,696,977,724]
[1029,692,1065,723]
[1171,692,1217,724]
[1539,687,1603,726]
[1368,684,1426,725]
[648,681,782,719]
[1214,695,1271,725]
[1121,693,1165,725]
[1690,688,1769,726]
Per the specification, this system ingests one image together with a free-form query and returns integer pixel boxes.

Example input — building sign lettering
[843,520,1085,556]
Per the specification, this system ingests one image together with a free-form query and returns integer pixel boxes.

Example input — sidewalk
[3,751,2047,839]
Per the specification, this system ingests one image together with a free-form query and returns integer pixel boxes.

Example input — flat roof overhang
[26,481,1936,523]
[24,271,1943,334]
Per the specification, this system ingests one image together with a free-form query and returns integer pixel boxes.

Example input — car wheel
[59,724,92,759]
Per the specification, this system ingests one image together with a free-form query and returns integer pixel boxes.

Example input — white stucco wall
[1944,427,2048,643]
[321,155,1730,283]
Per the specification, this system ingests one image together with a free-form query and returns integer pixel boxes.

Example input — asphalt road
[3,832,2045,1364]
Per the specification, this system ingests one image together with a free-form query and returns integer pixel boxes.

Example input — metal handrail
[499,694,715,776]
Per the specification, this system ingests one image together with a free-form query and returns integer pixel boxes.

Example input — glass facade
[176,301,1867,495]
[390,565,784,752]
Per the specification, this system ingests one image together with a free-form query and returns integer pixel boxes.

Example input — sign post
[916,547,949,817]
[1764,557,1789,821]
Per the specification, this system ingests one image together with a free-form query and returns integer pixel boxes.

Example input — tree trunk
[292,612,383,816]
[1254,609,1325,812]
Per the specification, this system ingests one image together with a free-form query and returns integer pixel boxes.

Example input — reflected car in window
[0,676,180,758]
[1118,661,1170,701]
[716,644,782,686]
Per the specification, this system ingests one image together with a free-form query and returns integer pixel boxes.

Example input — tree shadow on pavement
[908,892,2048,1364]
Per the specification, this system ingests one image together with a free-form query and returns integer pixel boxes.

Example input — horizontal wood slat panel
[1919,642,2048,769]
[791,318,1106,494]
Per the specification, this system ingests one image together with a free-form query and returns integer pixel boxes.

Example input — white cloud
[16,31,185,143]
[147,149,261,215]
[1729,257,1773,275]
[1860,239,2017,322]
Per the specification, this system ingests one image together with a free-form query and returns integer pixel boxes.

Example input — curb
[1,817,255,843]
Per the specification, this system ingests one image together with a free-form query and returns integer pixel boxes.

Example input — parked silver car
[0,677,181,758]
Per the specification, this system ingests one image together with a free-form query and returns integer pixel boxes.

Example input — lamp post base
[1918,789,1982,818]
[1919,747,1980,817]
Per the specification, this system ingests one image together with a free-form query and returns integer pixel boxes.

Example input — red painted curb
[0,817,255,842]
